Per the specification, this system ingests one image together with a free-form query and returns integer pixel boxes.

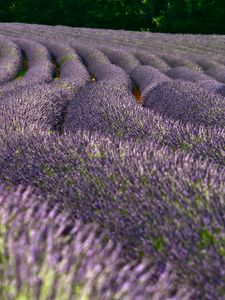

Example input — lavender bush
[0,37,21,84]
[100,47,140,74]
[0,83,78,134]
[133,51,169,71]
[41,41,90,87]
[0,131,224,299]
[130,65,169,95]
[165,67,210,82]
[143,79,225,127]
[197,79,225,96]
[91,63,132,88]
[0,185,192,300]
[12,38,54,83]
[74,45,110,72]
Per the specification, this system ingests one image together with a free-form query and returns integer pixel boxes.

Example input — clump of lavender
[64,81,149,140]
[12,38,54,83]
[133,51,169,72]
[0,185,191,300]
[43,41,90,86]
[0,82,78,134]
[90,63,132,88]
[197,80,225,97]
[143,79,225,127]
[0,37,21,84]
[0,130,224,299]
[194,58,225,83]
[165,67,209,82]
[159,54,199,70]
[130,65,169,95]
[74,45,110,72]
[100,47,140,73]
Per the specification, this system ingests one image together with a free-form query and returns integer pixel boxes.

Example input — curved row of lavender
[0,185,192,300]
[0,23,224,300]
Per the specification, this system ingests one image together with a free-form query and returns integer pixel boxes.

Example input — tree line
[0,0,224,34]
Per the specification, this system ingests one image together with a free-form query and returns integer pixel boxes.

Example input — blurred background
[0,0,224,34]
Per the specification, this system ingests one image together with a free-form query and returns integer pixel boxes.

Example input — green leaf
[197,228,215,249]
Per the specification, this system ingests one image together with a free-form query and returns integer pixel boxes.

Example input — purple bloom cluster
[0,131,224,299]
[0,185,191,300]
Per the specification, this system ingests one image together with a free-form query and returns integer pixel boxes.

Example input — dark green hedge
[0,0,224,34]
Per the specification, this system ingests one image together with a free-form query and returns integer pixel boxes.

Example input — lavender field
[0,23,224,300]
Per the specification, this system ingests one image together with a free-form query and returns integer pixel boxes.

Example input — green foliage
[197,226,225,258]
[15,56,28,80]
[179,142,192,151]
[153,236,166,252]
[197,227,215,249]
[0,0,224,34]
[43,165,54,177]
[59,55,75,65]
[15,69,26,79]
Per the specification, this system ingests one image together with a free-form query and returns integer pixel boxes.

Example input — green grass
[15,54,28,80]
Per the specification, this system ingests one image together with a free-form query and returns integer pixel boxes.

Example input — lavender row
[1,78,225,167]
[74,45,132,88]
[0,185,191,300]
[0,131,224,299]
[132,50,169,72]
[12,38,54,83]
[0,36,22,84]
[41,41,90,87]
[0,38,55,96]
[100,47,140,74]
[0,27,224,97]
[130,65,169,96]
[159,53,201,71]
[142,79,225,127]
[194,58,225,84]
[63,80,225,166]
[198,79,225,97]
[74,45,110,70]
[0,23,224,59]
[64,81,147,139]
[91,63,132,88]
[165,67,209,82]
[0,83,78,134]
